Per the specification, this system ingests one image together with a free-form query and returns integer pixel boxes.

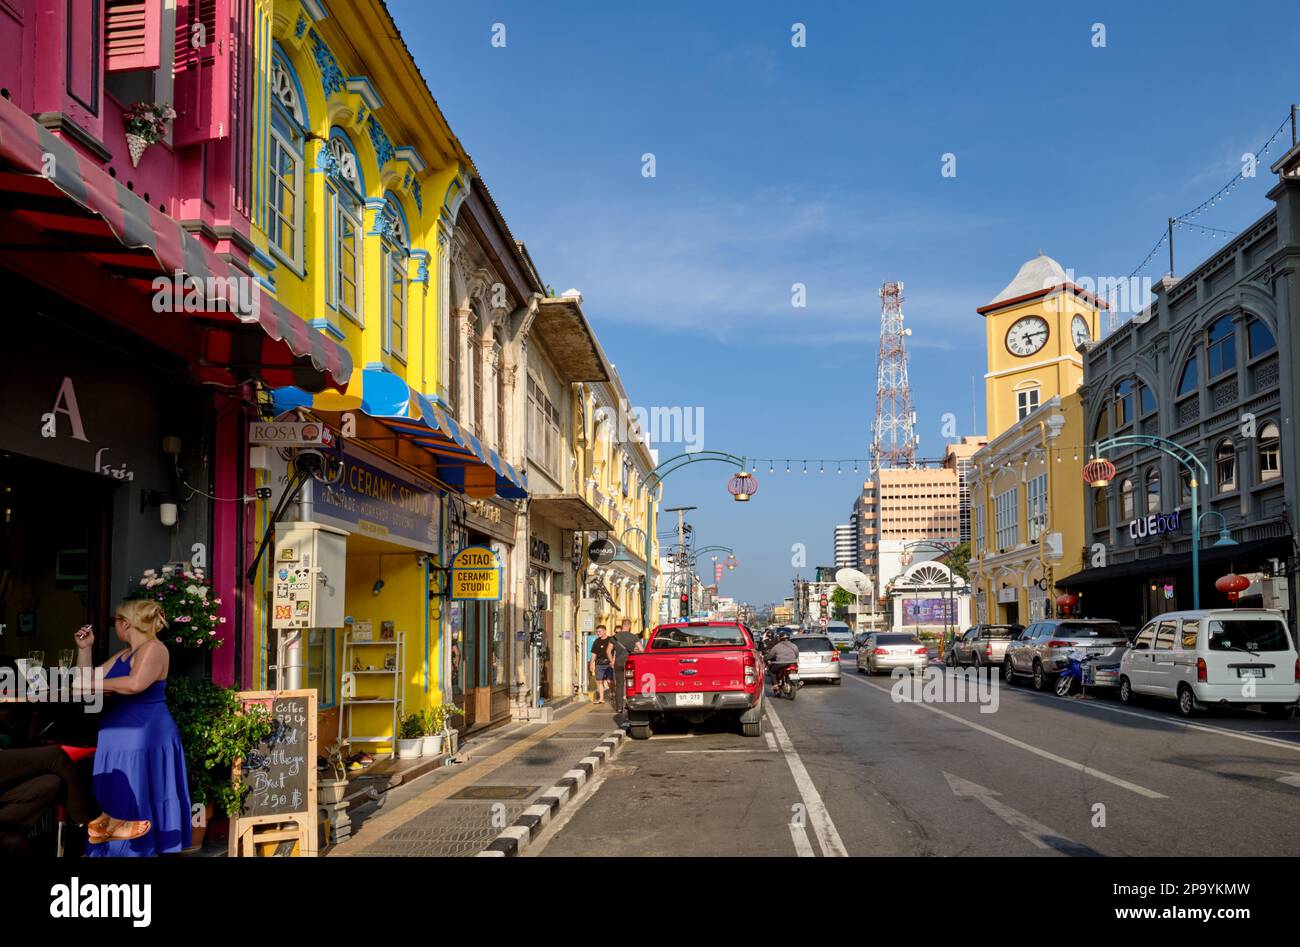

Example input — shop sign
[530,536,551,563]
[451,545,501,600]
[1129,509,1182,541]
[996,587,1017,604]
[249,420,334,447]
[465,497,516,541]
[467,498,502,524]
[311,448,439,552]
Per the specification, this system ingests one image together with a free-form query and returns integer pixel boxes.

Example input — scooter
[770,662,801,700]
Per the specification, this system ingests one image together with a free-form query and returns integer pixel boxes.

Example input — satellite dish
[835,568,872,596]
[588,539,617,566]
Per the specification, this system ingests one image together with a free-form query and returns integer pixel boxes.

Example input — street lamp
[1089,434,1229,610]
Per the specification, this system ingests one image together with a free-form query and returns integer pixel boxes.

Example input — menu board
[230,690,318,856]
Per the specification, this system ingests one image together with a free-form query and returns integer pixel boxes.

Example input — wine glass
[58,649,76,669]
[26,650,44,671]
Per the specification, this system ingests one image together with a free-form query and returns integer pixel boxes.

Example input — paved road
[539,655,1300,856]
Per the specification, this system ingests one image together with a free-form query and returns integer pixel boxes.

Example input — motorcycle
[1055,647,1123,697]
[774,662,801,700]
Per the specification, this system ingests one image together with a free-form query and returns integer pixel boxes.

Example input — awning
[1057,537,1289,587]
[273,369,527,500]
[529,494,614,532]
[0,94,351,391]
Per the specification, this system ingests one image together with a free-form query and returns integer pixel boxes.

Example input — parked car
[1003,618,1128,691]
[856,632,928,675]
[624,621,765,739]
[1118,609,1300,718]
[790,633,842,684]
[948,623,1023,668]
[824,621,854,652]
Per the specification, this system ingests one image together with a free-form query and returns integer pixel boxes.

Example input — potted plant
[418,710,443,757]
[438,703,465,755]
[397,713,424,759]
[319,740,349,805]
[122,101,176,167]
[131,565,225,650]
[167,678,273,852]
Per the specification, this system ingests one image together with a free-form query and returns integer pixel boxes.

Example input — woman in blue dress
[74,599,191,855]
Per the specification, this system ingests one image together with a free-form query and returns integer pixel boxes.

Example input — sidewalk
[329,699,624,857]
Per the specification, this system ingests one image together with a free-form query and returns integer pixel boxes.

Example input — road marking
[763,701,848,857]
[764,731,778,751]
[789,824,815,857]
[1276,771,1300,789]
[843,674,1167,799]
[944,772,1099,856]
[665,748,777,754]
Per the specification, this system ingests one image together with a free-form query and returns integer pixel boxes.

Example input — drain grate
[448,785,540,801]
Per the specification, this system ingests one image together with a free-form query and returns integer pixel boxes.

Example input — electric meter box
[272,522,347,629]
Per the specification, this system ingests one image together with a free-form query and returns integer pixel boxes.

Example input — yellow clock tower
[976,252,1105,440]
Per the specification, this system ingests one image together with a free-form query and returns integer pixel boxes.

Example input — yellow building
[970,254,1104,626]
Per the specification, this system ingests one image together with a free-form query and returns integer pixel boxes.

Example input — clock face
[1006,316,1050,357]
[1072,315,1091,347]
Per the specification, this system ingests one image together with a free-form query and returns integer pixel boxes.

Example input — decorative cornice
[308,30,345,98]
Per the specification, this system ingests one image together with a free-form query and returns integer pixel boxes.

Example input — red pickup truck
[623,621,765,740]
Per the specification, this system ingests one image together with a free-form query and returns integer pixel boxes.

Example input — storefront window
[448,600,464,702]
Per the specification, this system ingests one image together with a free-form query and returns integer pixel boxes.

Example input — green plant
[427,702,464,734]
[131,565,224,649]
[399,713,423,740]
[167,678,273,817]
[123,101,176,144]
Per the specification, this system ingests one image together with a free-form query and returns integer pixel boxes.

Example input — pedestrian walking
[610,619,644,715]
[588,624,614,704]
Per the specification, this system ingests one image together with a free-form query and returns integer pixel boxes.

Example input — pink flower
[175,637,183,643]
[219,617,227,624]
[209,631,217,636]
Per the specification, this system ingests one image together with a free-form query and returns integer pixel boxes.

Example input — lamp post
[1089,435,1236,611]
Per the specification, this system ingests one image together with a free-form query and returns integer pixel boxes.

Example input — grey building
[1059,141,1300,632]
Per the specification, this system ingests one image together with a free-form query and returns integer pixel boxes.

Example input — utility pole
[665,505,696,618]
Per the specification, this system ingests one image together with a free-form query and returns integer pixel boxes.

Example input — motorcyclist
[764,633,800,695]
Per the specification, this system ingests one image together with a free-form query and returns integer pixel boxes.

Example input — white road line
[944,772,1096,856]
[764,731,778,752]
[763,701,849,857]
[843,674,1167,799]
[789,824,815,857]
[665,749,777,754]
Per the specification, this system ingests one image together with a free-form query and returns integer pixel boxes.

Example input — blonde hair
[117,599,168,637]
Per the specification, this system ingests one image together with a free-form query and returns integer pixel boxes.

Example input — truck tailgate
[629,651,749,693]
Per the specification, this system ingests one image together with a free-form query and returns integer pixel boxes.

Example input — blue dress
[88,653,192,856]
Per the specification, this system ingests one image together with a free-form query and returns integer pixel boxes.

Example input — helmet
[778,631,790,641]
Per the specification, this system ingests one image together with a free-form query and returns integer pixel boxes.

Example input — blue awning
[273,368,527,499]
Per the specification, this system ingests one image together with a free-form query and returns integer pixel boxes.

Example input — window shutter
[105,0,161,72]
[172,0,230,145]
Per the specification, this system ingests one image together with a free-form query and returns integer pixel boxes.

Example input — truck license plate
[675,692,704,707]
[1238,667,1264,678]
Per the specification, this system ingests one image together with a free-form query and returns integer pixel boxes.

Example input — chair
[54,745,95,857]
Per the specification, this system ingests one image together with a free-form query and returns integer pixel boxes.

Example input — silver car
[949,624,1023,669]
[1003,618,1129,691]
[792,634,842,684]
[857,632,929,675]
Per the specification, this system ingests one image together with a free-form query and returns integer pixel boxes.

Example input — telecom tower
[869,281,919,471]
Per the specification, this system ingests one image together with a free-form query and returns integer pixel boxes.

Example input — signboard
[451,545,502,600]
[311,447,440,553]
[588,539,616,565]
[901,598,956,626]
[230,690,317,857]
[1129,509,1183,541]
[996,587,1018,604]
[249,420,334,447]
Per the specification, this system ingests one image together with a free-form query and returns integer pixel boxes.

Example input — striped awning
[0,93,351,391]
[273,369,527,500]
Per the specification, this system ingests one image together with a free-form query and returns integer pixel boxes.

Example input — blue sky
[389,0,1299,606]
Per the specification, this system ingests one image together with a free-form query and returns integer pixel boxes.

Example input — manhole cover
[448,785,540,801]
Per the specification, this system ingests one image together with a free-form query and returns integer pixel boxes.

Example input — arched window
[379,196,408,359]
[468,306,483,433]
[1093,483,1109,530]
[1206,315,1235,378]
[1114,380,1134,428]
[1119,478,1134,520]
[1248,319,1277,359]
[324,130,363,323]
[493,329,506,454]
[1093,407,1110,443]
[1177,354,1198,398]
[268,54,305,267]
[1215,440,1236,494]
[1145,467,1160,514]
[1259,423,1281,482]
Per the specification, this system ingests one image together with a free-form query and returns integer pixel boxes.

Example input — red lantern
[728,471,758,502]
[1083,458,1116,487]
[1056,592,1079,615]
[1215,573,1250,603]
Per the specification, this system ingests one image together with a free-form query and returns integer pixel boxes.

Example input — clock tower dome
[977,252,1104,439]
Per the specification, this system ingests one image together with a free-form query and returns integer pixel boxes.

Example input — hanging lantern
[1055,592,1079,615]
[728,470,758,502]
[1215,573,1250,603]
[726,554,737,571]
[1083,458,1116,487]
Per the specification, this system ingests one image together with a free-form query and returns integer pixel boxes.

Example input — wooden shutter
[105,0,161,72]
[172,0,229,145]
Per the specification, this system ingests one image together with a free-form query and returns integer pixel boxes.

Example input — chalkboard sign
[230,690,318,857]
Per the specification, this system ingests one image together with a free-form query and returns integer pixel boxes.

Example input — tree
[941,543,971,582]
[831,586,854,621]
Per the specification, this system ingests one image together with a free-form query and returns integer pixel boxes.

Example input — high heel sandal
[88,818,152,843]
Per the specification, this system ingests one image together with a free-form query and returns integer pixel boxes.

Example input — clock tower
[977,252,1104,439]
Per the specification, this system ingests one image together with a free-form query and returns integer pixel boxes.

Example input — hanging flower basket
[128,565,226,649]
[122,101,177,167]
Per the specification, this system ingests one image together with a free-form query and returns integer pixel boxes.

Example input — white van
[1118,609,1299,718]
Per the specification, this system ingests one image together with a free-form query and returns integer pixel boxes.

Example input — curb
[475,729,626,856]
